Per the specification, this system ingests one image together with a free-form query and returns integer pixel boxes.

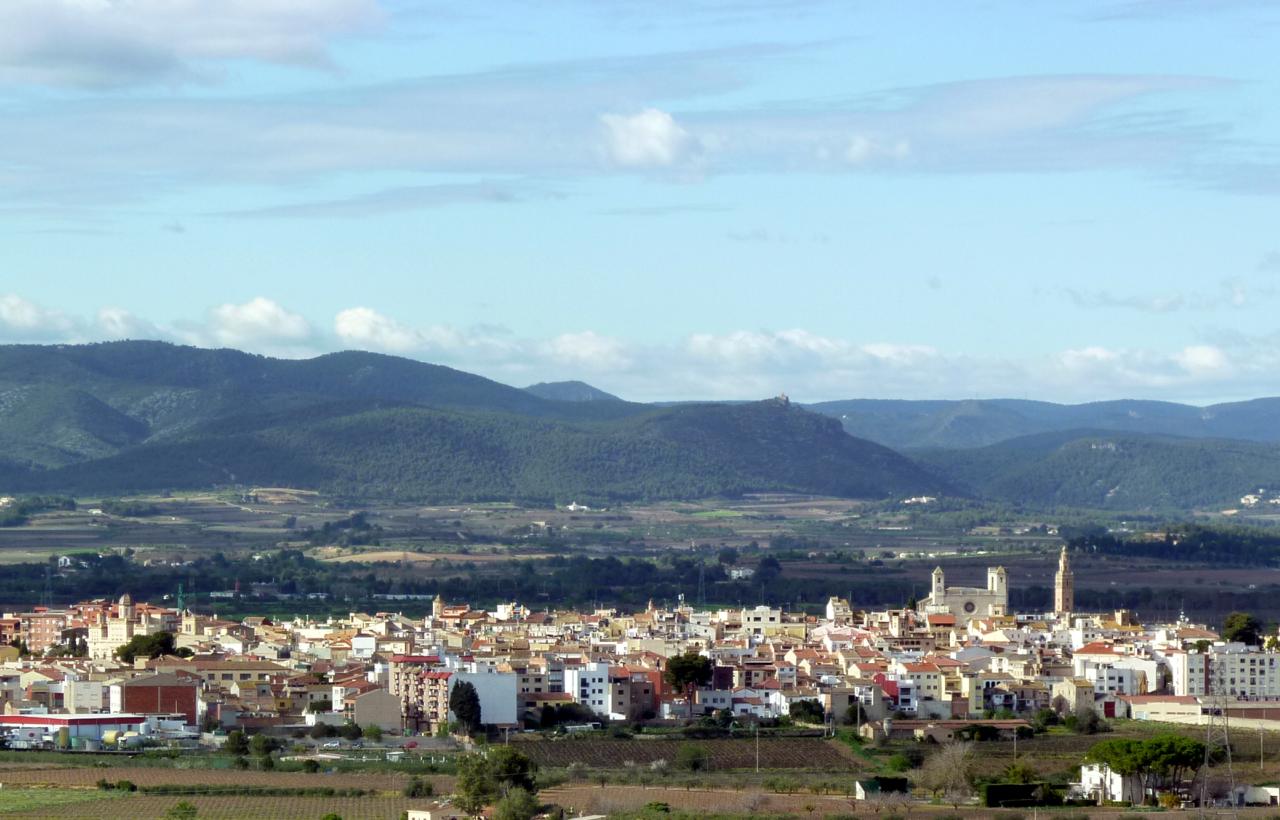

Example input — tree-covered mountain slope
[914,429,1280,510]
[0,342,945,502]
[807,397,1280,450]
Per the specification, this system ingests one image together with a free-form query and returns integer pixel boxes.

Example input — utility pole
[755,722,759,774]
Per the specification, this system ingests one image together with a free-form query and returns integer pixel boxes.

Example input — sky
[2,0,1280,404]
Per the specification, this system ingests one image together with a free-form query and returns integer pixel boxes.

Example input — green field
[0,789,123,814]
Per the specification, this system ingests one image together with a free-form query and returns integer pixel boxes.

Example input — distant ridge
[807,397,1280,450]
[523,380,621,402]
[0,341,944,503]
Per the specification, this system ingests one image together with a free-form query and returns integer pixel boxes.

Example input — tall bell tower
[1054,546,1074,617]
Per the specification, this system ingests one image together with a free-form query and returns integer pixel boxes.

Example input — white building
[563,661,610,717]
[451,668,518,727]
[1169,644,1280,699]
[918,566,1007,623]
[1080,762,1144,804]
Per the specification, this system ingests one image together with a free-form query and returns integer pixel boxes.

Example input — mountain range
[1,341,1277,510]
[806,397,1280,450]
[0,342,938,503]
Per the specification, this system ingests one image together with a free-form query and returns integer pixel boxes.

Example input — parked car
[322,741,341,749]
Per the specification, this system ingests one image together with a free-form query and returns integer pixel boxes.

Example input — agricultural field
[515,737,860,771]
[0,793,420,819]
[0,764,453,792]
[0,789,124,815]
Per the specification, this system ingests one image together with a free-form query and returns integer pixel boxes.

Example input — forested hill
[523,380,621,402]
[0,341,944,503]
[807,397,1280,450]
[914,429,1280,510]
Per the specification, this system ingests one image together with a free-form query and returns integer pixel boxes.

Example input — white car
[322,741,341,749]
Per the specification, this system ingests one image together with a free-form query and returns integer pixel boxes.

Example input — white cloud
[96,306,158,339]
[0,0,382,88]
[0,293,77,339]
[540,331,631,370]
[600,108,698,168]
[4,292,1280,404]
[202,297,313,348]
[843,135,911,165]
[1175,344,1230,375]
[334,306,423,353]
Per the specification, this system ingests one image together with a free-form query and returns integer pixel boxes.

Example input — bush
[674,743,709,772]
[164,802,198,820]
[115,780,137,792]
[493,787,540,820]
[302,759,321,774]
[403,777,433,798]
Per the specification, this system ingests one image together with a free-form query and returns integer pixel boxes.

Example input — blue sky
[2,0,1279,403]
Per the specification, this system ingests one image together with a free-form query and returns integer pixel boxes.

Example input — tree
[403,777,433,798]
[224,730,249,756]
[717,547,739,566]
[302,759,321,774]
[1223,611,1263,646]
[450,681,483,736]
[363,724,383,742]
[116,631,177,664]
[250,733,277,757]
[789,699,826,725]
[1086,734,1205,799]
[493,787,540,820]
[918,742,976,805]
[487,746,537,795]
[1001,760,1039,784]
[663,651,712,705]
[339,722,363,741]
[842,702,868,726]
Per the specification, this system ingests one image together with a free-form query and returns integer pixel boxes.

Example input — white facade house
[1080,762,1144,804]
[563,661,610,716]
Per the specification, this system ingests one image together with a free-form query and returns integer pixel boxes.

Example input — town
[3,546,1279,815]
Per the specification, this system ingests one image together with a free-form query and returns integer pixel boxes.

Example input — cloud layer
[0,293,1271,404]
[0,0,381,88]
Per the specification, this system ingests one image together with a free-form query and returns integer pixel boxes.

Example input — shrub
[674,743,709,771]
[302,759,321,774]
[403,777,433,798]
[164,802,198,820]
[115,780,137,792]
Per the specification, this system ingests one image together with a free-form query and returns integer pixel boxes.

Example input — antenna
[1200,650,1238,818]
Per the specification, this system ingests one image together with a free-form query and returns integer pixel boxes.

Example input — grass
[0,789,122,814]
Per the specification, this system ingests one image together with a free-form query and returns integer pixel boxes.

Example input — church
[918,565,1008,623]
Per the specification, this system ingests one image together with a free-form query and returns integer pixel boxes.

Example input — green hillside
[808,397,1280,449]
[916,430,1280,510]
[0,342,943,503]
[523,380,621,402]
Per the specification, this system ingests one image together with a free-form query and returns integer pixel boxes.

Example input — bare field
[516,737,860,771]
[0,765,453,792]
[1,793,420,819]
[316,548,554,564]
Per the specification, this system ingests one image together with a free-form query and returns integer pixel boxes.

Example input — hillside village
[2,547,1277,807]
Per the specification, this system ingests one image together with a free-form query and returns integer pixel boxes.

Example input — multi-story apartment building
[1169,644,1280,699]
[19,609,69,654]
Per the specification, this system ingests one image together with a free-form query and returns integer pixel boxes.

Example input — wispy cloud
[0,54,1240,214]
[217,180,550,220]
[0,0,383,89]
[3,293,1277,403]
